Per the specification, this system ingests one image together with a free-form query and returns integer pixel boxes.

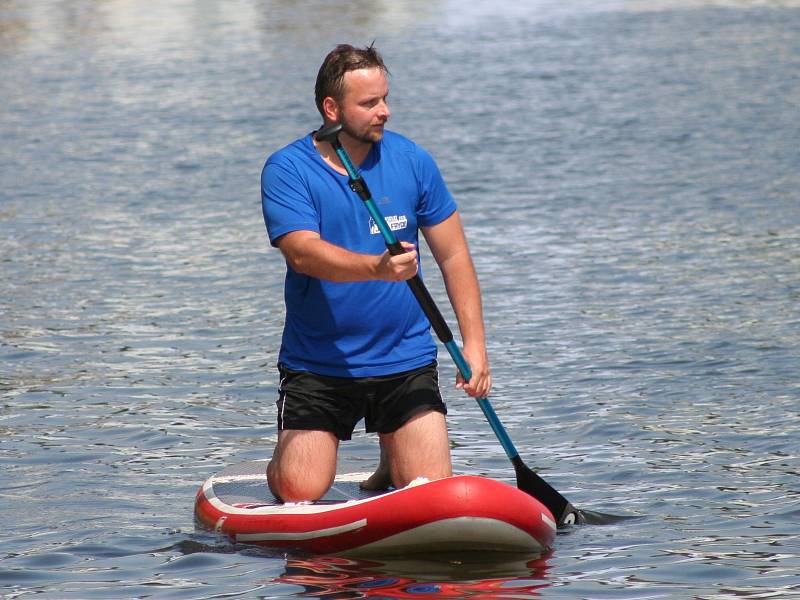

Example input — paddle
[315,124,585,527]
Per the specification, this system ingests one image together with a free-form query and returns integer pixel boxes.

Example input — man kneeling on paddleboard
[260,43,491,503]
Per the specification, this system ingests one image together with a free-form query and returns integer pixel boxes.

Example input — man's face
[336,67,390,144]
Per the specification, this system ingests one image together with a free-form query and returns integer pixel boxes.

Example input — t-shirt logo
[369,215,408,235]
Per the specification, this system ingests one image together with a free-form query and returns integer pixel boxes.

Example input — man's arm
[276,230,419,282]
[422,211,492,398]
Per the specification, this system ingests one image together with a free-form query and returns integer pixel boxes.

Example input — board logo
[369,215,408,235]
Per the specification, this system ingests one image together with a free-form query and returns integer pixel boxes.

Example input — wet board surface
[209,460,386,507]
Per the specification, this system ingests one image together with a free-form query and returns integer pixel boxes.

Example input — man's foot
[360,463,392,491]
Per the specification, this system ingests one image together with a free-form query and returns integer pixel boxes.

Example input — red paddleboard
[195,461,557,556]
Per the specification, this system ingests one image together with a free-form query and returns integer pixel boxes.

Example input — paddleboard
[195,461,557,556]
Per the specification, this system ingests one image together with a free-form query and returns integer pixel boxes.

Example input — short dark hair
[314,43,388,116]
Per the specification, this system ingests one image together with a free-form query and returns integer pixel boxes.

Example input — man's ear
[322,96,340,123]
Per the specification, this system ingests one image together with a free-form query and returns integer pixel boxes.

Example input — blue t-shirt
[261,130,457,377]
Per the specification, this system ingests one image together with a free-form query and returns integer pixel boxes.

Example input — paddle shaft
[315,124,580,526]
[357,174,520,458]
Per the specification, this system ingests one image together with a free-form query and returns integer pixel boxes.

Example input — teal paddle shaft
[314,124,582,526]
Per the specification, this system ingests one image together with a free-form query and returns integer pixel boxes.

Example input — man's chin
[355,131,383,145]
[370,124,387,140]
[341,123,385,144]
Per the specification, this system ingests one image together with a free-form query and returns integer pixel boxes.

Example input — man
[260,44,491,503]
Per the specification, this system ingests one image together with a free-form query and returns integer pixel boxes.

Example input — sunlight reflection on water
[2,0,799,597]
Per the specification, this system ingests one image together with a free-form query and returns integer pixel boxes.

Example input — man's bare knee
[266,429,338,503]
[382,410,452,487]
[268,460,332,502]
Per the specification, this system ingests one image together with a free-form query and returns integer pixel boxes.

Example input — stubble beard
[340,117,385,145]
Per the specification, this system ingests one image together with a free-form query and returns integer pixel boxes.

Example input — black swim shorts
[275,361,447,441]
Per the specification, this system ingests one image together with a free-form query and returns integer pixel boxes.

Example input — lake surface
[2,0,799,598]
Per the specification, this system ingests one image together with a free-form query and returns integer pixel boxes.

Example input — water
[2,0,799,597]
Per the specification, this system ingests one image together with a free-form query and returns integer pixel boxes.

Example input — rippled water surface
[2,1,799,598]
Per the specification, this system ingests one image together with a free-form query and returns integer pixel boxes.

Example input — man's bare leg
[267,429,338,502]
[360,438,392,490]
[373,410,452,489]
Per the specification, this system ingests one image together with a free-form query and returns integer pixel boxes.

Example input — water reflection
[254,0,439,35]
[273,553,551,599]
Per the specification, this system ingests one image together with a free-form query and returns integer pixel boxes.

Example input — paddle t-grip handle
[315,123,343,144]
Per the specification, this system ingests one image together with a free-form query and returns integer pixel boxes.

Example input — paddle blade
[512,456,585,528]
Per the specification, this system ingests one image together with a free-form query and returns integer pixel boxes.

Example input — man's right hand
[278,231,419,283]
[375,241,418,282]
